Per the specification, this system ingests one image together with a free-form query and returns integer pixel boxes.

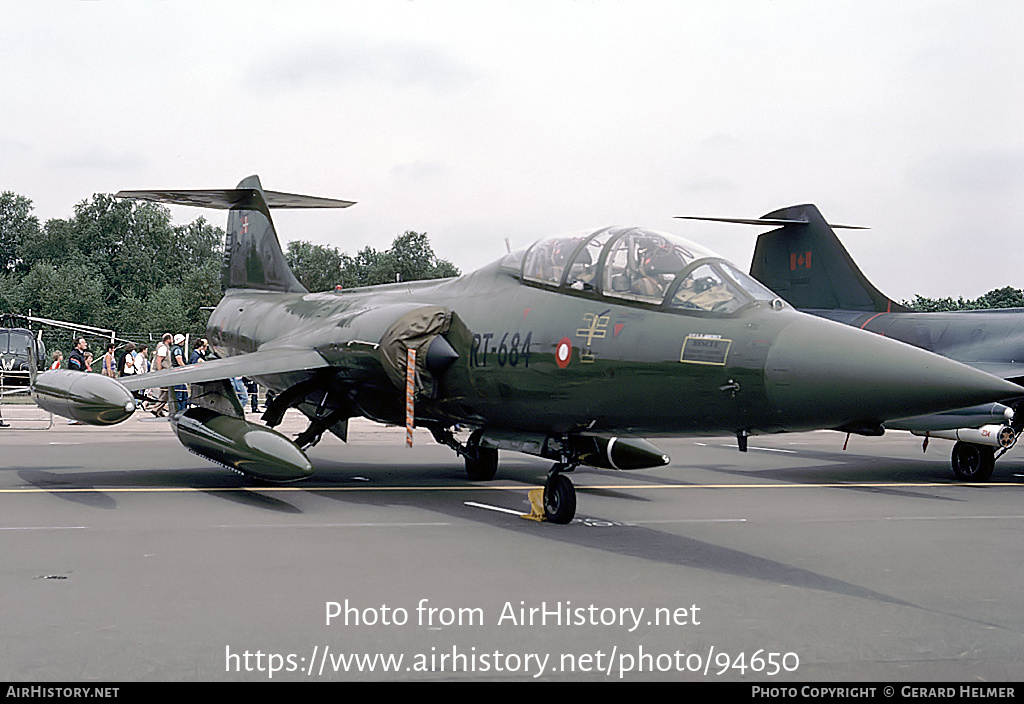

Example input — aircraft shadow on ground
[15,465,303,513]
[10,455,1015,630]
[298,460,920,609]
[702,463,969,502]
[702,446,1024,499]
[17,468,120,509]
[305,469,1013,630]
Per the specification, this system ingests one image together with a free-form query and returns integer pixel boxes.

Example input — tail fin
[116,175,355,293]
[679,204,907,313]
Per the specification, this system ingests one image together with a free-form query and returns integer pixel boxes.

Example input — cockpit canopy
[501,227,779,314]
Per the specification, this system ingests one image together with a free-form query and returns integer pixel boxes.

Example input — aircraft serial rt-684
[24,177,1023,523]
[680,205,1024,482]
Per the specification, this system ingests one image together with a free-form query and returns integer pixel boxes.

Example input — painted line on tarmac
[1,480,1023,494]
[629,518,748,524]
[0,525,87,530]
[884,514,1024,521]
[693,442,797,454]
[213,521,451,528]
[464,501,525,517]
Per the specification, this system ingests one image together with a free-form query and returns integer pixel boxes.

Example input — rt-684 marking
[471,331,532,368]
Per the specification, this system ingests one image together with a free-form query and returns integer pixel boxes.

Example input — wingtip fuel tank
[30,370,136,425]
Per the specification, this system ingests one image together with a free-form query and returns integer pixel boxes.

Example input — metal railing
[0,369,53,430]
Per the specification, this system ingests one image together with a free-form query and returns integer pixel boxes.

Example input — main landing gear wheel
[464,446,498,481]
[543,473,576,524]
[463,429,498,480]
[951,441,995,482]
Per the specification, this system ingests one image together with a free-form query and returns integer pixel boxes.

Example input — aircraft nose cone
[764,314,1022,432]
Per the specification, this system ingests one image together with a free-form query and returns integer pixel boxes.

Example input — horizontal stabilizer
[115,188,355,210]
[680,204,904,313]
[676,215,868,230]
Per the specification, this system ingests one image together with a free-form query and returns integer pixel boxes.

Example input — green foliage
[0,191,224,343]
[286,230,460,291]
[903,294,969,312]
[285,240,346,292]
[22,217,85,270]
[180,258,223,324]
[370,230,460,285]
[904,286,1024,312]
[18,261,108,326]
[974,286,1024,309]
[0,192,40,272]
[0,272,22,313]
[143,285,189,334]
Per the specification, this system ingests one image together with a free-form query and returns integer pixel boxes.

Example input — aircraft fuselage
[205,260,1018,441]
[807,308,1024,384]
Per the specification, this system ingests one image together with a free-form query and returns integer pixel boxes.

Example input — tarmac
[1,402,1022,681]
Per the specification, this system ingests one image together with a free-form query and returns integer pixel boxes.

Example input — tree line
[9,185,1018,349]
[285,230,459,291]
[902,287,1024,312]
[0,190,458,353]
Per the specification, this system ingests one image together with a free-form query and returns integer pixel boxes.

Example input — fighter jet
[26,178,1023,523]
[680,205,1024,481]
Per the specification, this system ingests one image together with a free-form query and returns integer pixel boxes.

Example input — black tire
[951,441,995,481]
[543,474,576,524]
[464,447,498,481]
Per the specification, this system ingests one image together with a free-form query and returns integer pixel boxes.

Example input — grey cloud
[390,161,445,181]
[254,39,482,92]
[680,177,737,194]
[0,138,31,163]
[47,150,145,172]
[908,150,1024,193]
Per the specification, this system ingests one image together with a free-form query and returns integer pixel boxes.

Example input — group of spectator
[1,332,263,428]
[53,332,213,417]
[32,331,264,425]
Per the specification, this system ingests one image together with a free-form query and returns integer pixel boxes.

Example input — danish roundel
[555,337,572,369]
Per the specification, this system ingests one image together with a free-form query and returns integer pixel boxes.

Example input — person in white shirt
[117,343,136,377]
[134,345,150,374]
[150,333,172,416]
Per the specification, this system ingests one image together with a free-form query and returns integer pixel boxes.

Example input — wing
[117,347,331,392]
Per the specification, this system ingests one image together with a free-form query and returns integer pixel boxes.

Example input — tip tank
[30,370,136,425]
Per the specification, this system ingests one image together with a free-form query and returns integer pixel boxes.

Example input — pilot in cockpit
[632,237,683,300]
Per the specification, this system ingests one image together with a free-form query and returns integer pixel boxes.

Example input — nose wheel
[543,466,577,524]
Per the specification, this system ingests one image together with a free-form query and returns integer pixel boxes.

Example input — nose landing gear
[543,463,577,524]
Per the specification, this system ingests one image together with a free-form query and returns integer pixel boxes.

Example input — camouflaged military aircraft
[680,205,1024,482]
[26,177,1023,523]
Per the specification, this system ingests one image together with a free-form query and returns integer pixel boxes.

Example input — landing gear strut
[429,424,580,523]
[466,442,497,480]
[427,426,499,481]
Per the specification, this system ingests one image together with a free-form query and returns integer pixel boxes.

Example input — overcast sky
[2,1,1022,301]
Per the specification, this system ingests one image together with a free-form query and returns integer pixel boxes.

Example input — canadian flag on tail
[790,251,812,270]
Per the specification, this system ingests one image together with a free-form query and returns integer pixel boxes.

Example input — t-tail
[116,175,355,293]
[678,204,907,313]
